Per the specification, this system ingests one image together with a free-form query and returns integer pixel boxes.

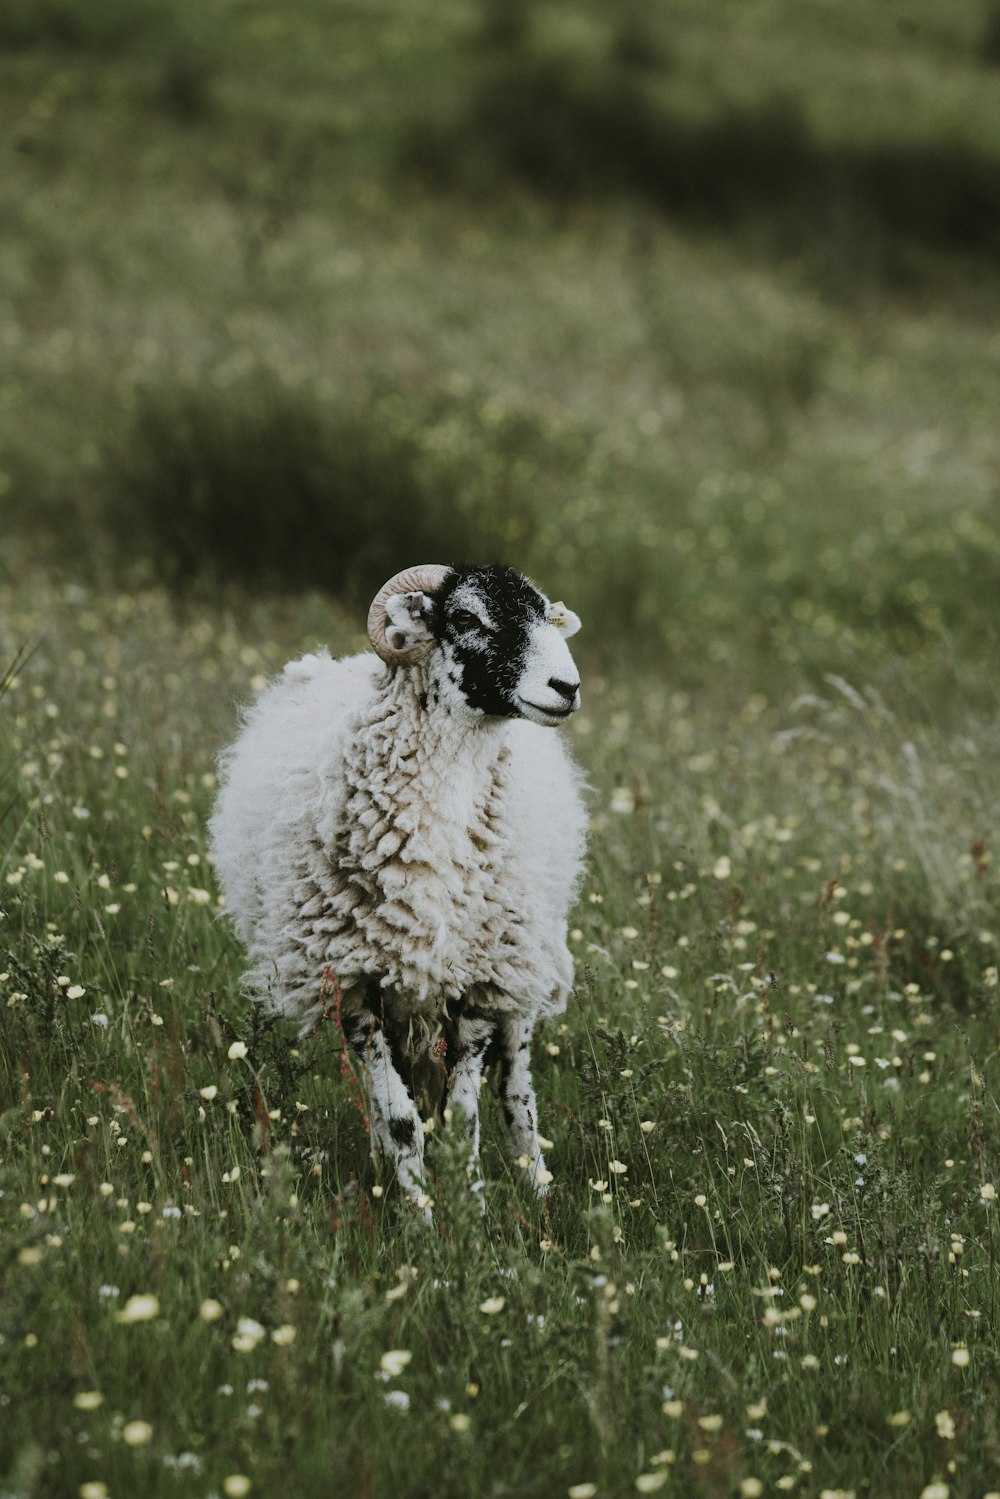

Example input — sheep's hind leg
[345,1006,427,1211]
[447,1006,494,1203]
[498,1013,551,1194]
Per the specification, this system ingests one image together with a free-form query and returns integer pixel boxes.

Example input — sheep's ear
[546,601,581,638]
[382,590,436,656]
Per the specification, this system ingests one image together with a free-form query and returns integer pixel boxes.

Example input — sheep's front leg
[345,1006,426,1209]
[447,1007,494,1202]
[498,1013,551,1194]
[448,1008,494,1155]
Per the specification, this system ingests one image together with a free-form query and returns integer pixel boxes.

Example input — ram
[209,563,587,1204]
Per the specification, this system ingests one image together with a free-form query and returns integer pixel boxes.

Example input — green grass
[3,2,1000,1496]
[1,574,999,1499]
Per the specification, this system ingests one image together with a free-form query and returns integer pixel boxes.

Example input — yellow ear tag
[547,602,570,629]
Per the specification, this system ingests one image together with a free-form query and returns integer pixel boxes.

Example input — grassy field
[3,3,1000,1497]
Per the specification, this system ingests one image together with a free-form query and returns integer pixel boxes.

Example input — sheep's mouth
[515,696,578,724]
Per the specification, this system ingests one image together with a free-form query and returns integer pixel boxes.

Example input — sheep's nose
[548,677,580,703]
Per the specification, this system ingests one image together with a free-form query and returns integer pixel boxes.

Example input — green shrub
[0,0,216,119]
[980,3,1000,65]
[475,0,530,52]
[103,377,556,603]
[153,38,216,121]
[610,14,674,73]
[0,0,173,52]
[403,54,1000,268]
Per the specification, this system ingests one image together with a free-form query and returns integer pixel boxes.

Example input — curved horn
[367,564,453,665]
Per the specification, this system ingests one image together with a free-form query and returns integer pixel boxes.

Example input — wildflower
[740,1482,765,1498]
[919,1485,949,1499]
[712,856,732,880]
[934,1410,955,1440]
[635,1475,667,1494]
[697,1414,723,1433]
[379,1349,412,1378]
[122,1420,153,1446]
[199,1085,218,1101]
[951,1345,970,1368]
[479,1296,505,1315]
[66,985,86,1000]
[227,1041,248,1061]
[199,1299,223,1322]
[271,1324,297,1346]
[980,1183,997,1202]
[79,1486,108,1499]
[73,1391,104,1411]
[384,1389,410,1411]
[450,1413,471,1433]
[117,1294,159,1324]
[811,1203,830,1220]
[568,1487,597,1499]
[223,1478,253,1498]
[232,1318,266,1353]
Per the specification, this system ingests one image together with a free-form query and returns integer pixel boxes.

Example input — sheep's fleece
[209,563,587,1201]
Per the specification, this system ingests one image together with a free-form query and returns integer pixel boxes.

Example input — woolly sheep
[209,563,587,1205]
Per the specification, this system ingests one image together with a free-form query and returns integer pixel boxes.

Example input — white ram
[209,563,587,1203]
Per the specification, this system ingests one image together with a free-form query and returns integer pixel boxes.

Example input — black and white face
[383,564,582,725]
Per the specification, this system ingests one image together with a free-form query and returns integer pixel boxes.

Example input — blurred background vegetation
[3,0,999,694]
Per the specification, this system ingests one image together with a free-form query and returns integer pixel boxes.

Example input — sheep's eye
[452,610,483,633]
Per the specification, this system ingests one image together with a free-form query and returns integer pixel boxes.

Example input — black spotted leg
[447,1007,495,1199]
[498,1013,551,1193]
[345,1005,427,1211]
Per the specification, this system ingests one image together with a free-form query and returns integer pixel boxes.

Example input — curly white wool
[212,649,583,1027]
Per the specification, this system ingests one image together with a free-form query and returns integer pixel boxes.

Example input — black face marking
[430,564,547,718]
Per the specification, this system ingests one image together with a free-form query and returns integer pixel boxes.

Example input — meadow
[2,3,1000,1497]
